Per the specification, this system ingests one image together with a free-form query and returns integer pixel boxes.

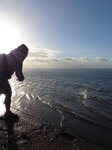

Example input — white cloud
[63,57,74,62]
[29,48,56,59]
[24,47,112,69]
[94,57,108,62]
[80,57,92,62]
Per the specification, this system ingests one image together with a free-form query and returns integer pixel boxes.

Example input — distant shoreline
[23,68,112,70]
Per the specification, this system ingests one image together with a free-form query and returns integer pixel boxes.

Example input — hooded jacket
[0,49,25,82]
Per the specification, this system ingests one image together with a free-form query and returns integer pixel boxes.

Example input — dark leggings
[0,81,12,113]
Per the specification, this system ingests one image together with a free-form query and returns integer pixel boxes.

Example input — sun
[0,22,21,54]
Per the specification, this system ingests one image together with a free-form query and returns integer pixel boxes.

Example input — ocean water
[0,69,112,145]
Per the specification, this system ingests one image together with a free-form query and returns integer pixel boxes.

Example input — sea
[0,69,112,146]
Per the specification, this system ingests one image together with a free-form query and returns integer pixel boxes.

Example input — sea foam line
[37,95,64,128]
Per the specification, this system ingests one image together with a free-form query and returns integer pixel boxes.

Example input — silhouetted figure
[5,115,19,149]
[0,44,29,118]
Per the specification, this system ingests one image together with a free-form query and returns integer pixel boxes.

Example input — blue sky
[0,0,112,69]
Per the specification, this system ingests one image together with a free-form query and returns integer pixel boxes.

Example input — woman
[0,44,29,117]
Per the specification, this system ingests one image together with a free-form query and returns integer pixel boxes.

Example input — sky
[0,0,112,69]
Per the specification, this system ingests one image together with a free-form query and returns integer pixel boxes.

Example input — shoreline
[0,115,111,150]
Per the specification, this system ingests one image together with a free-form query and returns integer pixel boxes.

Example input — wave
[9,69,112,137]
[57,103,112,131]
[37,95,64,128]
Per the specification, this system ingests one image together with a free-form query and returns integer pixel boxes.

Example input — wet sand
[0,115,111,150]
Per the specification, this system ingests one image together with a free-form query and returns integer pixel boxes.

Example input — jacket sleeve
[15,63,24,81]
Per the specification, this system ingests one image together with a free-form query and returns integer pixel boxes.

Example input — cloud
[79,57,92,62]
[24,47,112,69]
[63,57,74,62]
[94,57,108,62]
[29,48,57,59]
[60,57,91,63]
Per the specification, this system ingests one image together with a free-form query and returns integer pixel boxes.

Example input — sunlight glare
[0,22,21,54]
[0,94,6,116]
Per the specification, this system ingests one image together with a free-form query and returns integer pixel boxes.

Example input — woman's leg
[5,90,12,113]
[2,81,12,114]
